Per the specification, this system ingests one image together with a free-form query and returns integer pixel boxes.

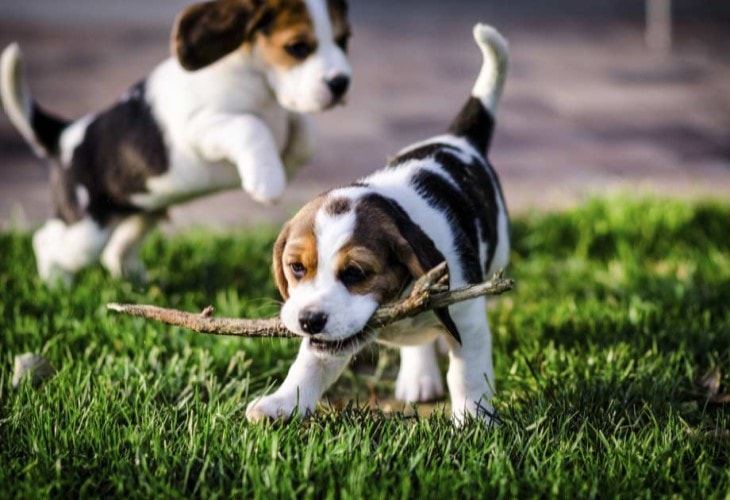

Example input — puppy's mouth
[307,329,376,356]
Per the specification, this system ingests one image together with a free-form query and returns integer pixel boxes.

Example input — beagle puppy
[0,0,351,284]
[247,24,510,425]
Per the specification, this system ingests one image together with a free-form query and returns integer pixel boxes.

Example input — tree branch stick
[107,263,514,338]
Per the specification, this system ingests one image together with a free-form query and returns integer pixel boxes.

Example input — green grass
[1,196,729,498]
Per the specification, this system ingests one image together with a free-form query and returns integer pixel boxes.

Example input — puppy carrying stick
[248,24,510,425]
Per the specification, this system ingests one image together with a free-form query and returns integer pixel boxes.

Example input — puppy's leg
[395,342,444,403]
[281,113,315,178]
[191,113,286,204]
[32,217,110,285]
[443,298,496,426]
[246,341,351,422]
[100,213,159,280]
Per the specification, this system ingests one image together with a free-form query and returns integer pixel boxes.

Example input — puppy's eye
[339,265,368,286]
[284,41,313,60]
[289,262,306,280]
[335,34,350,52]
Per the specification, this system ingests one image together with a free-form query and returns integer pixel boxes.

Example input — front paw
[451,401,498,428]
[242,160,287,205]
[246,393,311,423]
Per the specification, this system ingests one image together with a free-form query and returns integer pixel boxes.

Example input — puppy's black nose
[299,310,328,334]
[326,75,350,101]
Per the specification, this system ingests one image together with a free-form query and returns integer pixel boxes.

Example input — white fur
[0,44,44,157]
[32,218,110,285]
[395,343,445,403]
[75,184,90,211]
[247,24,510,426]
[471,24,509,114]
[100,213,159,279]
[246,340,351,422]
[59,115,94,167]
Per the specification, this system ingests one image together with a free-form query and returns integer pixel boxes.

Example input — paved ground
[1,0,729,231]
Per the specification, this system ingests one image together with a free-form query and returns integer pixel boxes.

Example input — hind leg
[395,341,445,403]
[100,213,158,280]
[32,217,110,285]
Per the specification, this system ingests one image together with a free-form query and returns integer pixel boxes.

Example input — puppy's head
[173,0,352,112]
[273,192,457,357]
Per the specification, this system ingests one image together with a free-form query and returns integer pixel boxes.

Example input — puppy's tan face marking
[251,0,350,69]
[273,196,324,298]
[253,0,317,71]
[174,0,352,112]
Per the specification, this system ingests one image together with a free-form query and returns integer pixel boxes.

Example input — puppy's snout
[326,75,350,101]
[299,309,328,334]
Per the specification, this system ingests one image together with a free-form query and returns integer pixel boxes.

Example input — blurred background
[0,0,728,230]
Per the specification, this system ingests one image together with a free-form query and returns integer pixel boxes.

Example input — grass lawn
[1,196,729,497]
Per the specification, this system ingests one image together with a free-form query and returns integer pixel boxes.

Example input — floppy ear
[172,0,265,71]
[272,222,290,300]
[364,194,462,344]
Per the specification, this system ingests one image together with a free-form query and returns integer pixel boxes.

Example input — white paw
[395,369,444,403]
[245,393,311,423]
[100,250,123,279]
[242,160,287,205]
[33,222,72,286]
[451,400,497,427]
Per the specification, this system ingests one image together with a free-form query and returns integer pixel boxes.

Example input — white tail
[1,43,49,158]
[471,24,509,115]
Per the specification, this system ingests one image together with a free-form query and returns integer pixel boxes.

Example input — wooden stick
[107,263,514,338]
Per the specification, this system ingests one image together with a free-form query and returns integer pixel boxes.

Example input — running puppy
[0,0,352,284]
[247,24,509,425]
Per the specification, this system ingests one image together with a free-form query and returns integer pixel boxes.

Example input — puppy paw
[246,393,311,423]
[241,159,287,205]
[451,402,498,428]
[33,220,72,286]
[395,370,444,403]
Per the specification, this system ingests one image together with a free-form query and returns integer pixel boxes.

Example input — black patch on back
[392,140,507,279]
[447,97,495,154]
[31,104,68,156]
[435,151,502,275]
[409,170,483,284]
[62,81,169,224]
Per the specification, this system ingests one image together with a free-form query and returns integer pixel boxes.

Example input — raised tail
[448,24,509,154]
[1,43,69,159]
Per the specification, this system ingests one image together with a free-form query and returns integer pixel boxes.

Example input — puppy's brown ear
[172,0,265,71]
[272,223,290,300]
[363,194,462,344]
